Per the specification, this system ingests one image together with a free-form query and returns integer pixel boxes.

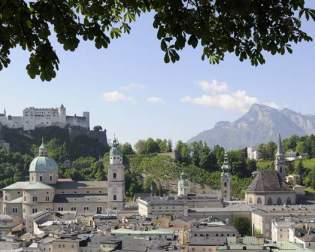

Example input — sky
[0,9,315,145]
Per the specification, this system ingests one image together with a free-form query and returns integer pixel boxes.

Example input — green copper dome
[29,138,58,173]
[110,138,122,156]
[29,156,58,173]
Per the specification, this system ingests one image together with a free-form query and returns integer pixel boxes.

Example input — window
[40,176,42,181]
[224,182,227,187]
[113,195,117,201]
[33,196,38,202]
[46,196,50,201]
[71,207,76,211]
[84,207,89,211]
[50,176,52,181]
[286,197,292,205]
[12,207,18,213]
[113,173,117,179]
[58,207,63,211]
[267,198,273,205]
[257,197,262,204]
[32,208,38,213]
[277,197,282,205]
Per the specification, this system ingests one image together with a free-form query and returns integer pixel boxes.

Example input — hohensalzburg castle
[0,105,89,131]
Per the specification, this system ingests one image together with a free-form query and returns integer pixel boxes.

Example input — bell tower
[108,138,125,209]
[221,152,231,201]
[275,134,286,179]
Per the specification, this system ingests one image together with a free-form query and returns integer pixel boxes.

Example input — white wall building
[0,105,89,130]
[247,147,261,160]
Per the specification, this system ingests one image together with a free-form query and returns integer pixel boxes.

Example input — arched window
[257,197,262,204]
[113,173,117,179]
[267,198,273,205]
[50,175,52,181]
[39,176,43,181]
[113,195,117,201]
[277,197,282,205]
[249,198,253,204]
[286,197,292,205]
[224,182,227,187]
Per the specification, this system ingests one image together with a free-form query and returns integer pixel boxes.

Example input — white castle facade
[0,105,89,130]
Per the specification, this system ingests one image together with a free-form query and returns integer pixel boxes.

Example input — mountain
[189,104,315,149]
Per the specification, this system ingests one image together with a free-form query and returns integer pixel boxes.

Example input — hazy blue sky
[0,10,314,144]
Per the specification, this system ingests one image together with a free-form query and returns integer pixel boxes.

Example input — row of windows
[249,197,292,205]
[193,233,236,237]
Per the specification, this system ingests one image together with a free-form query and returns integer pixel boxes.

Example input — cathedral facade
[2,138,125,225]
[245,135,296,205]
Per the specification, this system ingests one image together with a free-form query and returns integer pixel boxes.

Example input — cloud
[198,80,229,94]
[182,80,279,113]
[182,91,257,113]
[103,91,132,102]
[146,96,165,104]
[120,83,145,92]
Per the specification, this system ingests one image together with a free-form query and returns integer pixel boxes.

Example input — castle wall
[0,106,90,131]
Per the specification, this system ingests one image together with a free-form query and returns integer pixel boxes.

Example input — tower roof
[39,137,48,157]
[276,134,284,155]
[110,137,122,156]
[221,152,231,172]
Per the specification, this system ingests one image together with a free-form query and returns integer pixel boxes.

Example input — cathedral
[2,138,125,225]
[245,135,296,205]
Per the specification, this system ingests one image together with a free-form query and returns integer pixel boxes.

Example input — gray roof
[53,194,108,203]
[247,170,292,192]
[2,181,54,190]
[54,181,107,190]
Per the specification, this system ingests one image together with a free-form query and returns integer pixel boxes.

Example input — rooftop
[247,170,293,192]
[2,181,54,190]
[54,180,107,190]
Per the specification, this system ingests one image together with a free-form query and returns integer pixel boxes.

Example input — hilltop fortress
[0,105,89,131]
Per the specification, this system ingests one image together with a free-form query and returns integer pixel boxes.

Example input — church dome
[29,138,58,173]
[29,156,58,173]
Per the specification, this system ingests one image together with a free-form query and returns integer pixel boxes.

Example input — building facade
[2,138,125,225]
[178,172,190,196]
[0,105,89,130]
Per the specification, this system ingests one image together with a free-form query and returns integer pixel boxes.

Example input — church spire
[39,137,48,156]
[275,133,286,179]
[276,134,284,156]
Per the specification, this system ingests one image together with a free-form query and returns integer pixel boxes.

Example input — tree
[1,1,314,81]
[120,143,135,155]
[295,160,305,185]
[232,217,251,236]
[135,140,146,154]
[145,138,160,154]
[93,125,103,132]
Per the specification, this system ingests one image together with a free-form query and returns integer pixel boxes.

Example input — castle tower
[108,138,125,209]
[275,134,286,179]
[178,171,190,196]
[221,152,231,201]
[59,104,66,125]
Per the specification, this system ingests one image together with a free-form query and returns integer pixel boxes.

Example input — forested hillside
[2,128,315,199]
